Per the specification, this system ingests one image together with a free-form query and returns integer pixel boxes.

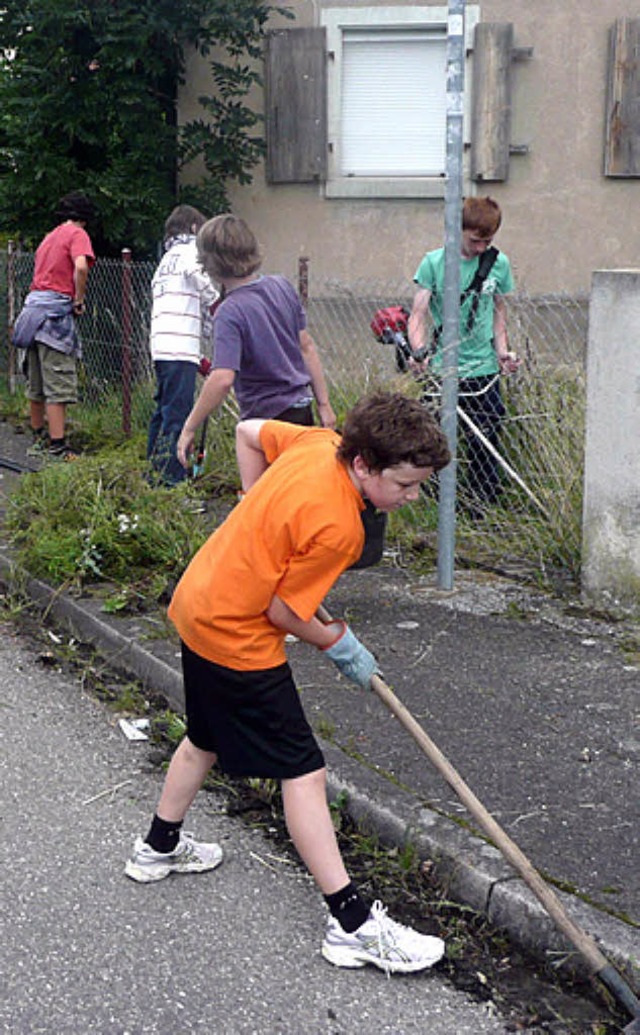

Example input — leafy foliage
[0,0,291,255]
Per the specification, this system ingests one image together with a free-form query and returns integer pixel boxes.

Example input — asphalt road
[0,621,508,1035]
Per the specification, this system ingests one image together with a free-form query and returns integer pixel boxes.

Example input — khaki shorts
[25,343,78,405]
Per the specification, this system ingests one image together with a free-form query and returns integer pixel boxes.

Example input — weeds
[2,355,586,602]
[0,381,30,424]
[230,776,625,1033]
[315,715,336,741]
[329,789,349,831]
[5,443,209,593]
[152,710,187,747]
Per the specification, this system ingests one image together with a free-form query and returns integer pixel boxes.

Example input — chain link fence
[5,247,157,437]
[302,274,588,587]
[2,247,588,590]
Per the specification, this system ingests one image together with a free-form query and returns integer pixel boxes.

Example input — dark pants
[273,402,314,426]
[458,376,505,505]
[147,360,197,486]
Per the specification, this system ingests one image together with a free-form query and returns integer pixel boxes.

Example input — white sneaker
[322,900,445,974]
[125,832,223,883]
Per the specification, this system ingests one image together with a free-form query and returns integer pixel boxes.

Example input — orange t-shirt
[168,422,365,670]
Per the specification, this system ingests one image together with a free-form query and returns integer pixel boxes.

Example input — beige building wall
[179,1,640,294]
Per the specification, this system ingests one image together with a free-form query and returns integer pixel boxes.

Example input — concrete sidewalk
[0,420,638,998]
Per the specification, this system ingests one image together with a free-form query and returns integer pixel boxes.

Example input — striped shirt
[149,237,219,364]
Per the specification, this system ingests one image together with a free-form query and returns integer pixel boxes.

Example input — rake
[317,604,640,1031]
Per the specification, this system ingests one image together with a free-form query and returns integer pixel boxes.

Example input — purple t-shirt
[213,275,312,419]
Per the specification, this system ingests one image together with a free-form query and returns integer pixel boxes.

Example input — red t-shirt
[31,222,95,297]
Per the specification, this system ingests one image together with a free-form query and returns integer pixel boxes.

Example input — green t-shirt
[413,247,514,378]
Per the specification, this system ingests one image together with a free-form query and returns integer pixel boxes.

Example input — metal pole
[298,255,309,309]
[121,248,132,437]
[7,240,16,395]
[437,0,466,590]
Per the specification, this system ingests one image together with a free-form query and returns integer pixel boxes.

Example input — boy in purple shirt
[177,215,336,469]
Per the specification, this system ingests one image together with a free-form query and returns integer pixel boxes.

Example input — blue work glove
[321,622,379,690]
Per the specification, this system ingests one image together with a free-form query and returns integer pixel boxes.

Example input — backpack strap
[462,246,499,335]
[430,246,500,350]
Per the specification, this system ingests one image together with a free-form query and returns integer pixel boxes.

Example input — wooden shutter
[265,27,327,184]
[605,18,640,177]
[470,23,514,182]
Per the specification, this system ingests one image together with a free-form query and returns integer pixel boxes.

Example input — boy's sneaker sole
[321,939,444,973]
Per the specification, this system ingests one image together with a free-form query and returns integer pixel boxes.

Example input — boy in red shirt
[126,392,451,974]
[12,192,96,460]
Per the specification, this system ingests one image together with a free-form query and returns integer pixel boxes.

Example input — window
[341,29,447,176]
[322,5,479,199]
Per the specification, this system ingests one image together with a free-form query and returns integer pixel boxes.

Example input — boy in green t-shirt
[408,196,519,509]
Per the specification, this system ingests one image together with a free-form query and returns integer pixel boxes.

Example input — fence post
[298,255,309,308]
[7,240,16,395]
[437,0,466,591]
[121,248,132,436]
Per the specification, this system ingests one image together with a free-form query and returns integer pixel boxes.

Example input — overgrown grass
[5,442,210,597]
[72,380,155,451]
[1,362,585,596]
[392,365,585,587]
[0,373,245,598]
[0,377,30,423]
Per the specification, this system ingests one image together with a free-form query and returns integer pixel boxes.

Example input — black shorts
[181,641,325,779]
[273,402,314,426]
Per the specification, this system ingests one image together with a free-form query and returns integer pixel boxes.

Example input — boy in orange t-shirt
[126,392,451,974]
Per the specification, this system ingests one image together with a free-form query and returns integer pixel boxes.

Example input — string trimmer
[370,306,548,516]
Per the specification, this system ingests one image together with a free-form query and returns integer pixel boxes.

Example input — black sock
[49,437,65,449]
[324,882,370,933]
[145,814,183,854]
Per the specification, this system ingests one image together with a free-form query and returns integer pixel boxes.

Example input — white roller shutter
[341,30,447,177]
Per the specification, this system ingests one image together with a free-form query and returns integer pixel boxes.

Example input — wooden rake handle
[369,671,640,1021]
[315,604,611,977]
[368,670,609,974]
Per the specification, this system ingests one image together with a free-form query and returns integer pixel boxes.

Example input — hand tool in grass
[191,418,208,480]
[316,604,640,1031]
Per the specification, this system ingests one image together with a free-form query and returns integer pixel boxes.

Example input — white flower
[117,513,139,534]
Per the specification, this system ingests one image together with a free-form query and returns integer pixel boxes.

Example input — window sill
[324,176,446,200]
